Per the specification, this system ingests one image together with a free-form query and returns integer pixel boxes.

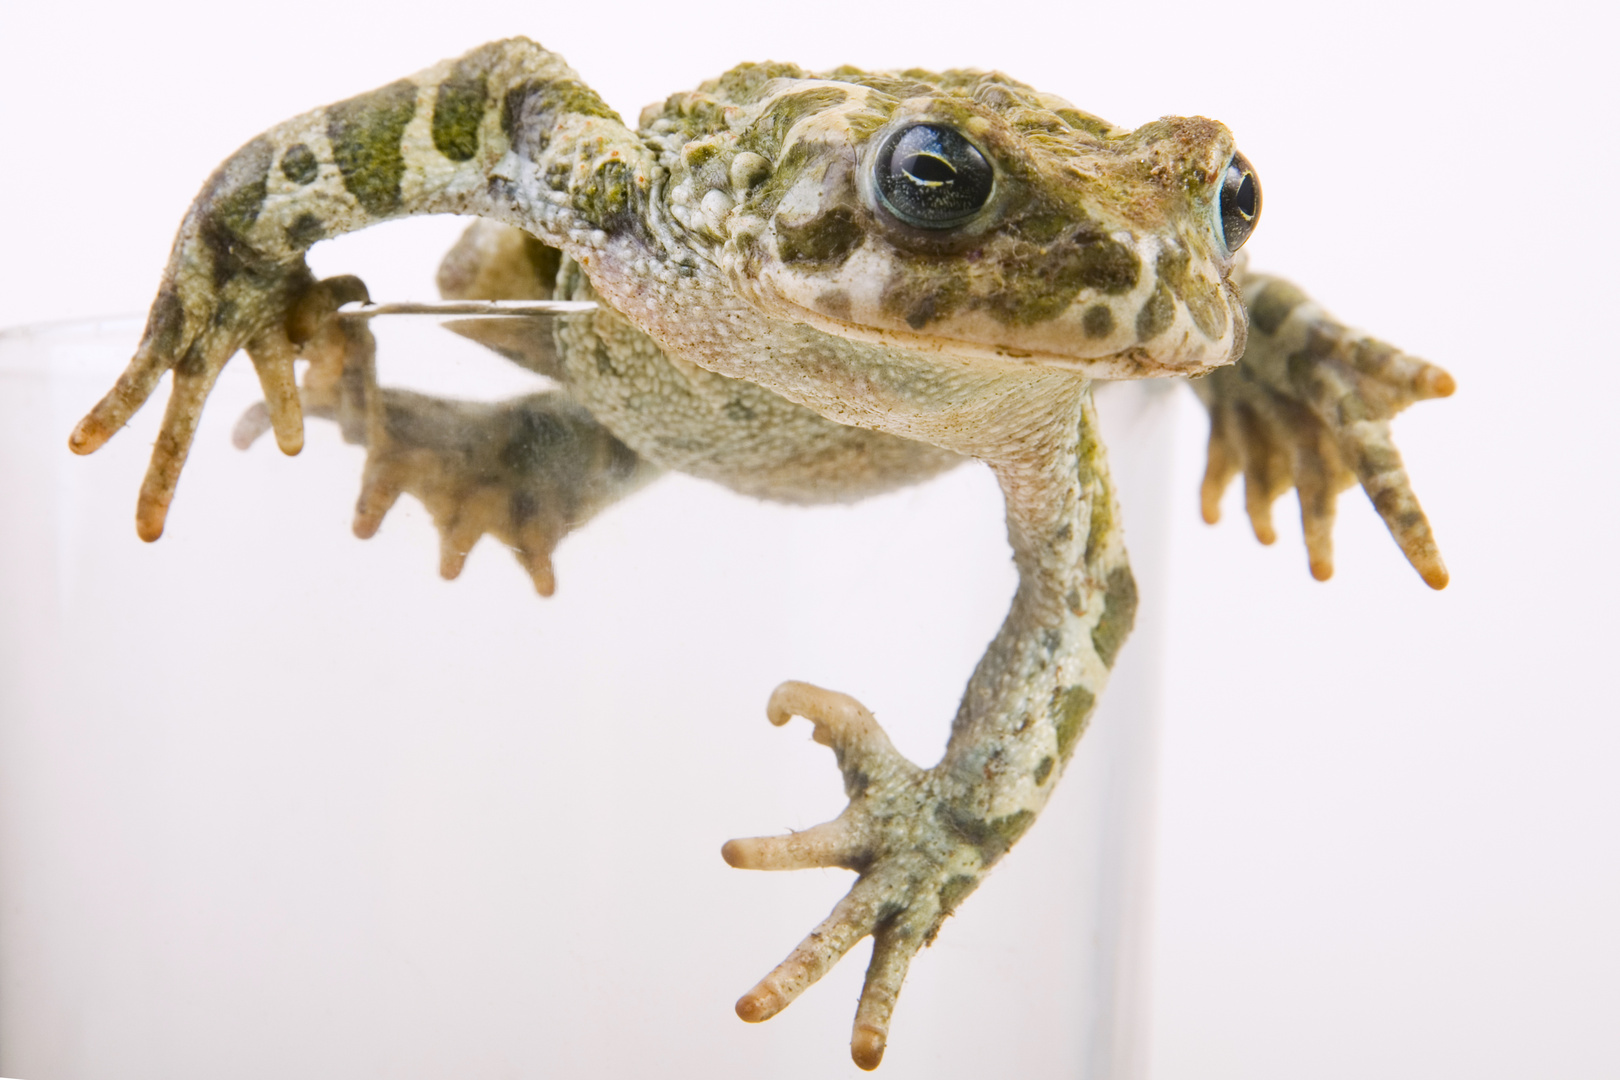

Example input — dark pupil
[1233,174,1257,218]
[876,124,994,228]
[903,153,957,185]
[1219,152,1262,252]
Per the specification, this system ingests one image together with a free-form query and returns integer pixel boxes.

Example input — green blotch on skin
[144,287,185,358]
[279,143,318,185]
[937,805,1035,863]
[285,212,325,249]
[842,102,894,142]
[1010,205,1073,245]
[199,137,273,288]
[708,61,809,105]
[1186,279,1229,340]
[746,139,821,220]
[1053,684,1096,760]
[1082,304,1114,338]
[938,874,979,916]
[574,159,639,233]
[1091,566,1138,669]
[542,160,573,193]
[327,80,418,216]
[500,77,619,150]
[583,156,638,229]
[1248,279,1309,335]
[1077,415,1112,563]
[883,261,971,330]
[1158,248,1228,340]
[740,86,850,161]
[823,66,935,99]
[1033,756,1055,786]
[1055,107,1116,138]
[682,142,720,170]
[649,92,730,141]
[990,809,1035,851]
[776,206,864,268]
[912,68,986,92]
[432,68,488,162]
[1135,280,1175,341]
[211,142,271,235]
[1085,494,1112,567]
[984,218,1141,328]
[1074,233,1141,295]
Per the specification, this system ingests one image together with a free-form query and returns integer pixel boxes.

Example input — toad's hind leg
[1193,266,1455,587]
[235,295,659,595]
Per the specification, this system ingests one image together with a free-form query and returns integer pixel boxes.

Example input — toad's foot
[235,310,657,595]
[1195,270,1455,588]
[724,682,1000,1071]
[350,388,655,594]
[69,263,367,540]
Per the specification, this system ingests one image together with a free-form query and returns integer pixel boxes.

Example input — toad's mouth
[764,292,1223,381]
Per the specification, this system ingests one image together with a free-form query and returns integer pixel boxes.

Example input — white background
[1,1,1616,1078]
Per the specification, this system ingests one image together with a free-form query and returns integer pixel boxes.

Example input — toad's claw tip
[766,681,900,761]
[439,540,473,580]
[517,548,556,597]
[68,417,111,455]
[352,467,403,540]
[1420,561,1449,590]
[135,501,167,543]
[1422,367,1456,399]
[439,520,483,580]
[273,427,305,456]
[735,984,787,1024]
[851,1026,886,1071]
[248,333,306,457]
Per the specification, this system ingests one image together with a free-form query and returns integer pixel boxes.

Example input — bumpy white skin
[70,39,1452,1070]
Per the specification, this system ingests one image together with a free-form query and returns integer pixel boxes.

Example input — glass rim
[0,300,597,374]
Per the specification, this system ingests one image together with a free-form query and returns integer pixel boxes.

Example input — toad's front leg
[68,38,654,539]
[725,379,1130,1069]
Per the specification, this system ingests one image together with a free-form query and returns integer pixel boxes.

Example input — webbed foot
[724,682,1004,1071]
[1197,271,1455,588]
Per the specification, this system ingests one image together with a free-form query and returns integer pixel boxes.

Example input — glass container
[0,313,1175,1079]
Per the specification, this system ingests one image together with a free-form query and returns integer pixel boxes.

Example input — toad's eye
[1220,151,1261,252]
[874,123,995,229]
